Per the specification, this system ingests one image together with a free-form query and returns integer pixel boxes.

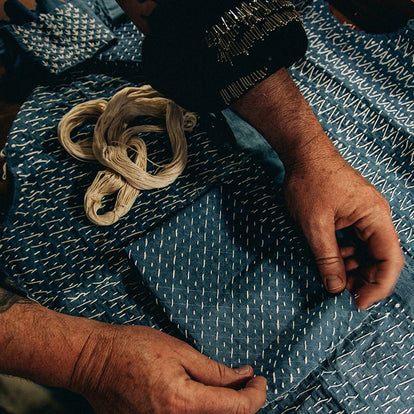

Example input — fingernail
[326,275,343,291]
[234,365,252,375]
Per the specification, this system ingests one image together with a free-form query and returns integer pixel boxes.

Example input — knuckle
[373,193,391,213]
[397,254,405,269]
[235,400,251,414]
[379,196,391,210]
[305,214,329,232]
[314,255,342,267]
[381,286,394,299]
[159,382,185,414]
[163,395,182,414]
[216,362,228,382]
[386,287,394,297]
[377,284,395,300]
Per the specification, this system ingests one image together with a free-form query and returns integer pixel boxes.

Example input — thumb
[303,217,346,294]
[184,352,254,388]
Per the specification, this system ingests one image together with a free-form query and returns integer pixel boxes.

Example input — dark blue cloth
[95,0,124,23]
[0,73,244,330]
[0,0,413,412]
[0,0,142,100]
[1,0,116,75]
[126,185,414,410]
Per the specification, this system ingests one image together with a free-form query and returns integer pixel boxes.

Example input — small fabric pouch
[1,0,116,75]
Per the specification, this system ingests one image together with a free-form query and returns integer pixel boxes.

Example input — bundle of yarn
[58,85,197,226]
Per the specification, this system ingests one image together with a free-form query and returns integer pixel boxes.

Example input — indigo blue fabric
[94,0,124,23]
[0,0,413,412]
[125,186,368,403]
[0,74,250,330]
[0,0,143,99]
[126,186,414,411]
[1,0,116,75]
[95,21,145,76]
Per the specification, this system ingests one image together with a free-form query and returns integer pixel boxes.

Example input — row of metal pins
[219,67,269,104]
[214,10,301,65]
[205,0,294,45]
[208,8,298,50]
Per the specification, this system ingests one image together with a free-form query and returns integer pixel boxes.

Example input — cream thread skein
[58,85,197,226]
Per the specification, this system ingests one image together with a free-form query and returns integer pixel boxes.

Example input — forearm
[231,68,338,169]
[0,286,97,390]
[231,68,404,307]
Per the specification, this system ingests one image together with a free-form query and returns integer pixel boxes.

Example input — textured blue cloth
[1,0,116,75]
[125,186,368,402]
[0,0,137,100]
[0,74,249,330]
[94,0,124,23]
[0,0,413,412]
[126,187,414,410]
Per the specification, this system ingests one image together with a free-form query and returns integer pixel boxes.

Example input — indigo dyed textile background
[0,0,413,412]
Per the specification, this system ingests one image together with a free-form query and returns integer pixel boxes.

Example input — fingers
[352,219,404,309]
[172,340,266,413]
[340,246,361,271]
[340,245,355,258]
[183,351,254,388]
[185,376,267,414]
[180,348,266,413]
[344,257,360,272]
[303,217,347,294]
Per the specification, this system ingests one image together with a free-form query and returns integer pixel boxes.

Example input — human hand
[230,68,404,310]
[283,143,404,309]
[70,325,267,414]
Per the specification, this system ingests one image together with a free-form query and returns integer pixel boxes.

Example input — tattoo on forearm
[0,290,32,314]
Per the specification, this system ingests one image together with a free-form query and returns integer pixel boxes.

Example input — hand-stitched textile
[0,73,252,331]
[125,186,369,401]
[0,0,308,110]
[0,0,413,412]
[1,0,115,75]
[95,21,145,77]
[126,186,414,411]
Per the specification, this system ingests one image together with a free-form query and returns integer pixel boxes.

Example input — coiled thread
[58,85,197,226]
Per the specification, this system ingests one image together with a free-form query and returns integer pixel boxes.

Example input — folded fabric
[94,0,124,23]
[0,0,413,412]
[0,72,249,328]
[264,294,414,412]
[1,0,116,75]
[95,21,145,76]
[125,185,371,404]
[3,0,37,24]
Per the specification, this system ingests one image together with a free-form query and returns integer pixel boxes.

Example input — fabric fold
[125,184,370,404]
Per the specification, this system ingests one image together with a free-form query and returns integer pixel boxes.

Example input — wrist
[280,133,339,173]
[231,68,338,172]
[0,293,99,390]
[68,323,121,397]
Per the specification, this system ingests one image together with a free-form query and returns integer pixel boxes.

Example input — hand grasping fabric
[72,326,267,414]
[231,68,404,309]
